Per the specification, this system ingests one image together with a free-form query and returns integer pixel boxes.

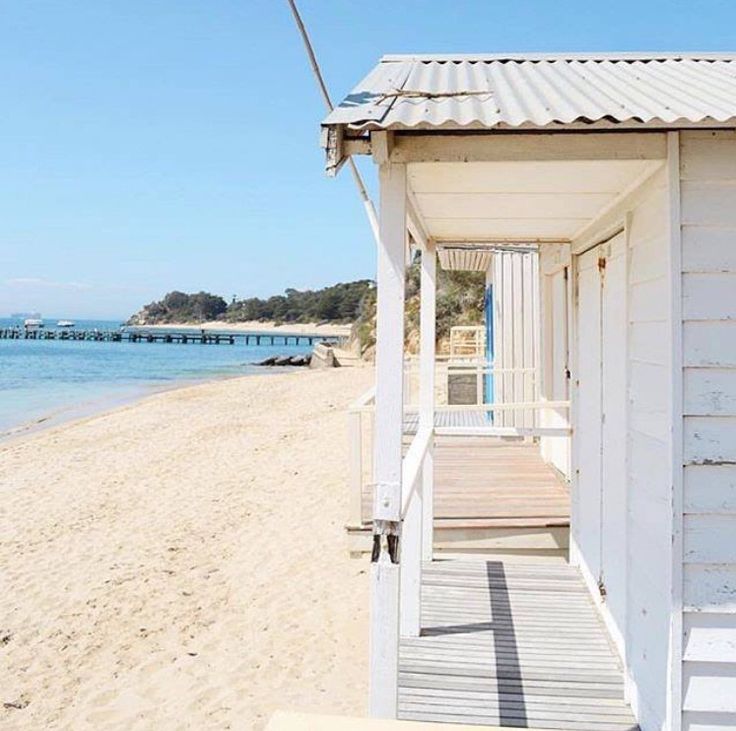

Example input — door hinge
[598,578,607,599]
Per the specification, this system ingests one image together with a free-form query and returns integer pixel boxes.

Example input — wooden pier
[0,327,343,347]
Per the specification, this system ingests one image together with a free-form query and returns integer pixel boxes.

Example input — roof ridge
[380,52,736,63]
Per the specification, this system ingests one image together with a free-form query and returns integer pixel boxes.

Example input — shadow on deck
[399,559,639,731]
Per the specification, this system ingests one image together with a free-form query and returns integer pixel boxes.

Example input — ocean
[0,318,314,436]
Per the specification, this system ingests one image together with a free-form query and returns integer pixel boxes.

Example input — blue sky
[0,1,734,319]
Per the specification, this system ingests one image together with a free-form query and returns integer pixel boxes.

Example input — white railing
[402,356,539,412]
[400,425,433,515]
[347,386,375,528]
[348,384,571,528]
[398,424,434,637]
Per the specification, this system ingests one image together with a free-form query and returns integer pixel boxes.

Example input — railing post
[420,239,436,561]
[369,161,406,719]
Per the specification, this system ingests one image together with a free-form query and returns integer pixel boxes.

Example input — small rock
[3,697,29,711]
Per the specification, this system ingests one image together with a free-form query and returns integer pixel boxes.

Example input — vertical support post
[348,409,364,528]
[369,162,406,719]
[420,239,436,561]
[665,130,684,731]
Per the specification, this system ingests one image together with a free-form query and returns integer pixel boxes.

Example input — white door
[575,246,603,582]
[574,234,628,654]
[600,232,627,651]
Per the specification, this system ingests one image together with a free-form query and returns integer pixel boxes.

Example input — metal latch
[371,520,400,564]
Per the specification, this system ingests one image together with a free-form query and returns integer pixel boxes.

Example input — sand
[0,366,374,729]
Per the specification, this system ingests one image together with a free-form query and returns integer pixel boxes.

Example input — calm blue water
[0,318,313,435]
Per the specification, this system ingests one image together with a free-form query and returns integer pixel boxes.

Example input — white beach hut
[323,53,736,731]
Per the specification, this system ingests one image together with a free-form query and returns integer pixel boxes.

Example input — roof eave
[322,117,736,175]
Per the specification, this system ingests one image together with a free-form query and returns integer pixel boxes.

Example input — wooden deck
[404,411,488,431]
[398,559,638,730]
[360,436,569,532]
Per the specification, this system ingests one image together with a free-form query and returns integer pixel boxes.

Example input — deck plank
[398,559,639,730]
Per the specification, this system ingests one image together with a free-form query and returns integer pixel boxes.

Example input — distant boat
[57,320,75,328]
[24,318,44,329]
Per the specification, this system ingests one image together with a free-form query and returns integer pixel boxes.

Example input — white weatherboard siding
[571,165,673,731]
[492,250,540,427]
[624,169,673,731]
[680,131,736,731]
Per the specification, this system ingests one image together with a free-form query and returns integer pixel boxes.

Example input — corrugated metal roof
[324,54,736,131]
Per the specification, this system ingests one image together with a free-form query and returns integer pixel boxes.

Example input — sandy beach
[0,366,373,729]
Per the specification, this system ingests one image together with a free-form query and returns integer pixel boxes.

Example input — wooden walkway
[398,559,638,730]
[404,410,488,431]
[360,437,569,531]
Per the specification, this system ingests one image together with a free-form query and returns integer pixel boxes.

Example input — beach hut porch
[347,432,570,558]
[321,51,736,731]
[353,131,673,727]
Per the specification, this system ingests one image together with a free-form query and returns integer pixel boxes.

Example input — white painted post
[369,162,406,719]
[420,240,436,561]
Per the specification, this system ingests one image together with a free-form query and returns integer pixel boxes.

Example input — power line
[285,0,380,244]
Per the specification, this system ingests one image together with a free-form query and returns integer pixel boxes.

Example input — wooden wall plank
[680,131,736,181]
[684,416,736,464]
[630,321,668,364]
[682,227,736,273]
[628,234,668,283]
[683,710,736,731]
[683,322,736,367]
[684,566,736,612]
[683,613,736,663]
[684,515,736,563]
[682,182,736,227]
[685,369,736,416]
[684,465,736,514]
[683,273,736,320]
[683,663,736,713]
[629,276,669,321]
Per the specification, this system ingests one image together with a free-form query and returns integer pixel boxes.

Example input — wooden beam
[406,189,430,251]
[372,131,395,166]
[391,132,668,164]
[344,137,371,156]
[369,162,406,719]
